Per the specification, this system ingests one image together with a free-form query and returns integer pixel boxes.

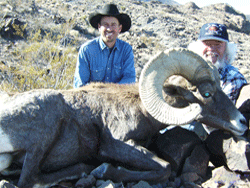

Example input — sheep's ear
[163,85,197,108]
[163,85,180,96]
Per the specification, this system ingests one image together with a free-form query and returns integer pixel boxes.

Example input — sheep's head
[139,48,247,136]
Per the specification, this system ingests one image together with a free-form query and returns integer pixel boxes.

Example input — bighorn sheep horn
[139,48,215,125]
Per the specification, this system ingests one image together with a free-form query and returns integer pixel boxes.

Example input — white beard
[188,41,237,67]
[213,58,227,69]
[204,53,227,70]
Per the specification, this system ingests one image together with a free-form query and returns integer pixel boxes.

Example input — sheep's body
[64,84,162,143]
[0,84,170,188]
[0,49,247,188]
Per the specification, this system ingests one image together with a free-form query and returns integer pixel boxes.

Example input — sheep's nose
[240,118,247,126]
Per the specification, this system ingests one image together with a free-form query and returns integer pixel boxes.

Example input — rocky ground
[1,0,250,187]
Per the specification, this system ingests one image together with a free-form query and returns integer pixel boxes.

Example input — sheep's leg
[32,163,95,188]
[17,136,96,188]
[91,162,170,183]
[18,154,95,188]
[17,149,46,188]
[17,120,67,188]
[18,146,91,188]
[18,147,63,188]
[92,138,171,183]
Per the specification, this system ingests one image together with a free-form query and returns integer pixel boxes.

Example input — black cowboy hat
[89,4,131,33]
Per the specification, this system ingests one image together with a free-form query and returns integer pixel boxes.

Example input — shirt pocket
[113,64,122,80]
[90,66,105,81]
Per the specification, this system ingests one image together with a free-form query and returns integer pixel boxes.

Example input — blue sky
[175,0,249,15]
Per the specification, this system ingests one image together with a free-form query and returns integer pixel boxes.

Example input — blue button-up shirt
[73,37,136,88]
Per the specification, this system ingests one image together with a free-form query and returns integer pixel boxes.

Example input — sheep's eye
[203,92,211,98]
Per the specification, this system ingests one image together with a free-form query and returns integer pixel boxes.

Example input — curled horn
[139,48,216,125]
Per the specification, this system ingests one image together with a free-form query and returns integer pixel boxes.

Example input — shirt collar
[218,64,232,78]
[218,67,225,76]
[98,37,120,51]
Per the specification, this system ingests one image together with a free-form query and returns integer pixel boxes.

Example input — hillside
[141,0,179,5]
[0,0,250,91]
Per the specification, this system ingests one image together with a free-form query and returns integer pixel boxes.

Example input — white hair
[188,40,237,66]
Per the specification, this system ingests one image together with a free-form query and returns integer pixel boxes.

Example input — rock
[180,172,201,184]
[131,180,152,188]
[182,181,201,188]
[96,180,116,188]
[205,130,230,167]
[0,17,26,39]
[167,177,181,188]
[236,85,250,109]
[0,180,17,188]
[96,180,106,187]
[153,127,202,173]
[182,144,209,178]
[205,130,250,172]
[201,166,250,187]
[224,137,250,172]
[75,174,96,188]
[57,181,74,187]
[236,84,250,127]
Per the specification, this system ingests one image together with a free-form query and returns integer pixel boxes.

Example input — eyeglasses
[202,41,225,48]
[100,23,120,29]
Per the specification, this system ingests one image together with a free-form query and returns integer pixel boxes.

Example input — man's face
[201,40,227,64]
[98,16,122,47]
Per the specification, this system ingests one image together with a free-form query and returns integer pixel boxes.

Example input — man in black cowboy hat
[73,4,136,88]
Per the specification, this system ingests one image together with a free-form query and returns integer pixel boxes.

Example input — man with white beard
[165,23,248,138]
[188,23,247,104]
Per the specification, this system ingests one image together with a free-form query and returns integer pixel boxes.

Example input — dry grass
[0,28,78,92]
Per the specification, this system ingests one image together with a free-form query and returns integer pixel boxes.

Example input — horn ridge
[139,48,210,125]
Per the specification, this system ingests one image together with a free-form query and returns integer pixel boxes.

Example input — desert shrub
[0,29,77,92]
[140,34,164,51]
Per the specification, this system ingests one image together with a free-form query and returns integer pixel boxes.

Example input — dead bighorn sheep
[0,48,247,188]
